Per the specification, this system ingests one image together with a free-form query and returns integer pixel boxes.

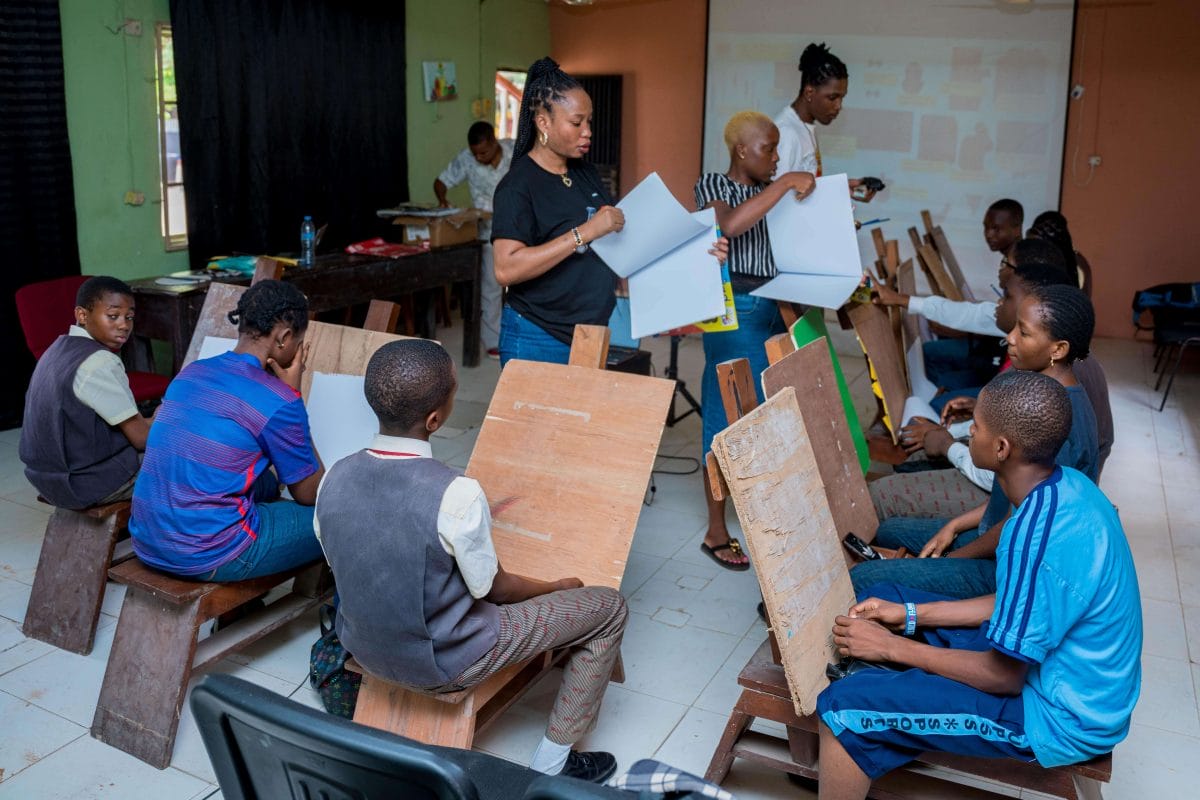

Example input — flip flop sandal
[700,538,751,571]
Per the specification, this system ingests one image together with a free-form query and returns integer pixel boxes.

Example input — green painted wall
[405,0,550,207]
[57,0,549,283]
[59,0,186,283]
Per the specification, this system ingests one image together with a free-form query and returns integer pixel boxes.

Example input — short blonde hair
[723,110,774,150]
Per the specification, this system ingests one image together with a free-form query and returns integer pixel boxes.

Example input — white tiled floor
[0,322,1196,799]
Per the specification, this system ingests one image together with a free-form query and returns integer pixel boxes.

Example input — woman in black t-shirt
[490,58,626,366]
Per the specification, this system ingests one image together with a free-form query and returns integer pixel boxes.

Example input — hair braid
[227,279,310,337]
[513,57,581,161]
[1029,283,1095,363]
[799,42,848,89]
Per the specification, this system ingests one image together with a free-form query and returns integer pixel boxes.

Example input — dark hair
[1012,237,1066,271]
[1027,283,1095,363]
[799,42,847,89]
[364,339,456,431]
[227,280,309,337]
[467,121,495,146]
[977,371,1072,465]
[76,276,133,309]
[1027,210,1078,276]
[1012,261,1075,291]
[987,198,1024,224]
[513,57,582,160]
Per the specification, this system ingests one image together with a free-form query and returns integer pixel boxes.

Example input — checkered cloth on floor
[612,759,734,799]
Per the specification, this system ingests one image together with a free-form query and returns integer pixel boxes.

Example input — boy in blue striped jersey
[813,371,1141,799]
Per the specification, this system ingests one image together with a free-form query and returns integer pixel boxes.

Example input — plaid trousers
[869,469,988,521]
[447,586,627,745]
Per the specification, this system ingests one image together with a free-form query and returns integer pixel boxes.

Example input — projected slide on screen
[704,1,1074,295]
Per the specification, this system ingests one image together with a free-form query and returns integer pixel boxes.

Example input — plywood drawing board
[763,342,878,547]
[931,227,974,301]
[711,387,855,715]
[918,244,964,302]
[465,360,674,590]
[183,283,246,369]
[846,302,909,443]
[299,321,408,398]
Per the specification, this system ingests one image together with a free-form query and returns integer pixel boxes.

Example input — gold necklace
[560,172,572,188]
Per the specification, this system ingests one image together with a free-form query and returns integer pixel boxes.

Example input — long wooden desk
[130,243,482,373]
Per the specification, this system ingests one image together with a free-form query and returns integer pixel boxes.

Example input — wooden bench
[22,499,136,655]
[706,640,1111,800]
[90,558,333,768]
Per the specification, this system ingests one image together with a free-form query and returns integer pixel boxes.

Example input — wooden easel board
[465,360,674,590]
[918,244,964,302]
[298,321,408,397]
[183,283,246,368]
[711,387,855,715]
[931,227,974,301]
[763,341,878,547]
[846,302,909,443]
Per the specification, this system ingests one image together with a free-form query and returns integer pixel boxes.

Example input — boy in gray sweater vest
[315,339,628,784]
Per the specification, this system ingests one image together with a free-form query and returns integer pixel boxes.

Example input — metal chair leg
[1159,339,1196,412]
[1155,344,1177,390]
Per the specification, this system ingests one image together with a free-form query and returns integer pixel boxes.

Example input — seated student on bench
[815,370,1142,800]
[850,285,1099,599]
[20,276,155,510]
[314,339,628,785]
[130,280,326,581]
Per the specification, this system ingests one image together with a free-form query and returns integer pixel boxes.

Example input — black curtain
[170,0,408,269]
[0,1,82,428]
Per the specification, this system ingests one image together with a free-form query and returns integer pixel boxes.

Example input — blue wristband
[904,603,918,636]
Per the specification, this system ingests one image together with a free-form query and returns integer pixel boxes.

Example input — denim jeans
[498,305,571,368]
[849,516,995,599]
[700,293,785,456]
[207,500,321,581]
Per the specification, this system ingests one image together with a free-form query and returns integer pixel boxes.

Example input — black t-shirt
[491,156,616,344]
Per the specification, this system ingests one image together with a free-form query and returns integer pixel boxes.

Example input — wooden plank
[364,299,402,333]
[298,321,408,398]
[921,209,935,238]
[871,227,887,259]
[918,244,964,302]
[931,226,975,301]
[907,226,924,254]
[465,360,673,589]
[777,301,803,329]
[764,333,796,366]
[846,302,910,444]
[567,324,610,368]
[711,387,855,716]
[716,358,759,423]
[182,283,245,369]
[251,257,285,284]
[706,452,727,501]
[763,341,879,547]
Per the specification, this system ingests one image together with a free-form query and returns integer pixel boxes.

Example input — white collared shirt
[907,295,1004,338]
[68,325,139,425]
[313,433,499,598]
[774,104,820,175]
[437,139,514,239]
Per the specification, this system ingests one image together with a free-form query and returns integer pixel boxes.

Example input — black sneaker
[560,750,617,784]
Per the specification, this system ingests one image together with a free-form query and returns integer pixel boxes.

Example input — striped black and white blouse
[693,173,775,291]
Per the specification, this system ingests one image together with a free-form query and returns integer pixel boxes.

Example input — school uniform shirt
[491,156,617,344]
[989,466,1142,766]
[313,434,499,598]
[437,138,514,240]
[774,104,821,176]
[907,296,1003,338]
[694,173,775,293]
[130,351,320,575]
[67,325,139,425]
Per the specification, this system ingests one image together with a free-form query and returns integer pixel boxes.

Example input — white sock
[528,736,572,775]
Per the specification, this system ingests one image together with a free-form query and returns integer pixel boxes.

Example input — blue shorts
[817,583,1036,779]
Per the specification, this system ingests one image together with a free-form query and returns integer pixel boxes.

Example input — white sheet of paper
[753,173,862,309]
[906,340,938,402]
[305,372,378,469]
[901,396,939,428]
[628,209,725,339]
[590,172,708,279]
[198,336,237,361]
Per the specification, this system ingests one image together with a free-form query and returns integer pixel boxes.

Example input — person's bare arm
[851,593,996,629]
[117,409,154,451]
[708,172,814,238]
[947,514,1008,559]
[484,563,582,604]
[434,179,450,208]
[493,206,624,287]
[287,467,325,506]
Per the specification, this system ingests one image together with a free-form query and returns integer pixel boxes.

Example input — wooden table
[130,243,482,372]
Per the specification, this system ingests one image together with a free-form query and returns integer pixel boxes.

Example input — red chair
[15,275,170,404]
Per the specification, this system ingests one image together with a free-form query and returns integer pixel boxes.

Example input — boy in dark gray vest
[20,276,155,509]
[315,339,628,784]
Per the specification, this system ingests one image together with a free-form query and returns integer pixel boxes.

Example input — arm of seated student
[287,467,326,506]
[940,396,977,425]
[947,441,995,492]
[493,205,623,286]
[116,412,153,451]
[947,512,1009,560]
[706,172,815,238]
[920,503,986,558]
[485,563,582,604]
[872,281,910,308]
[850,593,996,629]
[899,416,943,455]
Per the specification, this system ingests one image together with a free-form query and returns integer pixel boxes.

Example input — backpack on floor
[309,600,360,718]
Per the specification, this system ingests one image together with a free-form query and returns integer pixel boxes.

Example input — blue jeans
[700,293,785,456]
[850,517,994,599]
[208,500,321,581]
[498,305,571,368]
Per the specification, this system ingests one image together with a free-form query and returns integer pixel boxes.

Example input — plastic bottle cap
[304,215,312,221]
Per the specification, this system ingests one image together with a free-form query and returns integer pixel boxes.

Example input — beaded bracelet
[904,602,918,636]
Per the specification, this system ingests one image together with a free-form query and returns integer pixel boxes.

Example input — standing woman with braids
[490,58,625,366]
[130,280,326,581]
[775,42,877,199]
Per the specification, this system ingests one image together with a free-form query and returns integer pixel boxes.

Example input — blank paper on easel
[305,372,378,468]
[198,336,237,361]
[907,340,938,402]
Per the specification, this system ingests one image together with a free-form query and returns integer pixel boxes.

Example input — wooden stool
[23,500,135,655]
[91,558,332,768]
[706,639,1111,800]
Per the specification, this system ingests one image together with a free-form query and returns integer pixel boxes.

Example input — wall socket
[1087,155,1102,167]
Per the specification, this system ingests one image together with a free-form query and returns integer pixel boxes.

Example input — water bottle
[299,215,316,268]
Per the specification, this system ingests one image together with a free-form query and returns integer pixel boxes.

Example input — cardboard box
[390,208,488,249]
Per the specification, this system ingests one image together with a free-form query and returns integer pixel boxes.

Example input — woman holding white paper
[693,111,816,571]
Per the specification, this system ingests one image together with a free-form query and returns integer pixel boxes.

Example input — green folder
[791,308,870,474]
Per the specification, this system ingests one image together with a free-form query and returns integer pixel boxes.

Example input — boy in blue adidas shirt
[814,370,1141,798]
